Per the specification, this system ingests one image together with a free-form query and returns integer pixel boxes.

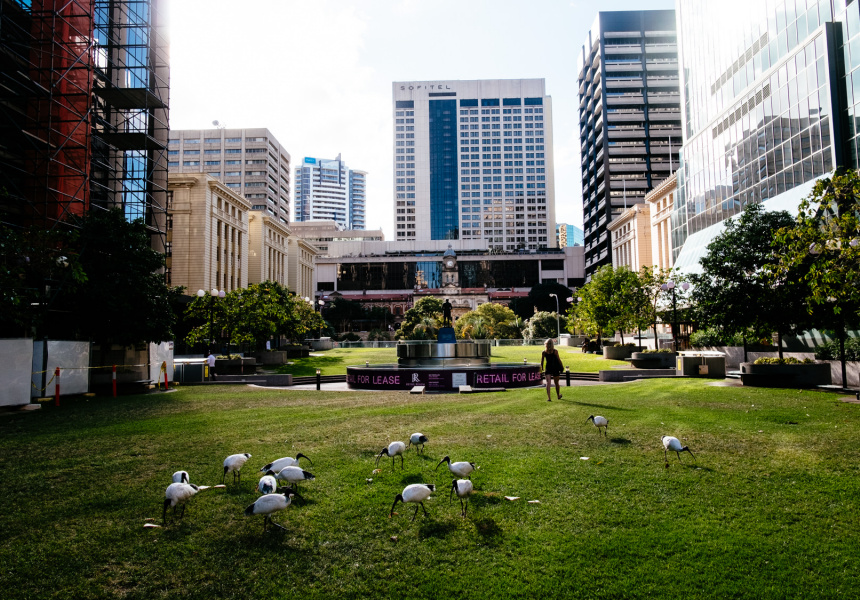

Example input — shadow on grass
[571,401,635,411]
[275,356,345,377]
[472,517,503,543]
[610,437,632,445]
[399,473,429,485]
[417,519,457,540]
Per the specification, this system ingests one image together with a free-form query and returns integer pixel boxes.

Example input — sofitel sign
[399,84,453,91]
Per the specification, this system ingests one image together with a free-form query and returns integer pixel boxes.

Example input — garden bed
[739,361,832,388]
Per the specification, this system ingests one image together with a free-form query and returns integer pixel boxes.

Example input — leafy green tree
[523,311,559,341]
[395,297,443,340]
[65,209,181,349]
[527,282,573,314]
[325,297,366,333]
[454,302,522,339]
[571,265,642,343]
[0,225,85,337]
[636,266,677,347]
[690,203,808,360]
[185,282,323,351]
[771,168,860,387]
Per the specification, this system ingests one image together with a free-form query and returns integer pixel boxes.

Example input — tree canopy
[454,302,522,339]
[690,202,807,356]
[571,265,643,342]
[395,297,443,340]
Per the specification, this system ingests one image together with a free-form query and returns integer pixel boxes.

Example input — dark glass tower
[577,10,680,279]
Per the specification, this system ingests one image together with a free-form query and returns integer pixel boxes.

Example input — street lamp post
[549,293,560,342]
[318,299,325,339]
[660,280,689,351]
[197,288,225,355]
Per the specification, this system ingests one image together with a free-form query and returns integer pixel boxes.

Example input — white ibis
[662,436,696,464]
[450,479,474,517]
[222,453,252,484]
[586,415,609,437]
[269,466,315,491]
[407,433,429,454]
[436,456,476,479]
[376,441,407,470]
[259,453,312,473]
[244,492,295,532]
[257,474,278,495]
[163,482,199,523]
[389,483,436,521]
[172,470,189,484]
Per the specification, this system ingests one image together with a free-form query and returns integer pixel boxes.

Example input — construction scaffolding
[0,0,169,249]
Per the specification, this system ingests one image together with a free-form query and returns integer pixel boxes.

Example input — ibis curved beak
[297,452,313,466]
[585,415,594,423]
[375,450,385,467]
[685,448,696,461]
[389,495,402,518]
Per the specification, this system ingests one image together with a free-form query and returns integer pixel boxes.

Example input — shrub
[613,342,637,347]
[336,332,361,342]
[642,348,675,354]
[753,357,804,365]
[814,338,860,361]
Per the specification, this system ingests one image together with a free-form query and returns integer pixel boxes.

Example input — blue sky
[168,0,674,239]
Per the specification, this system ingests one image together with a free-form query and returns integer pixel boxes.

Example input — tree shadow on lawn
[277,356,344,377]
[400,473,430,485]
[569,401,635,411]
[472,517,503,544]
[417,519,458,540]
[610,437,632,445]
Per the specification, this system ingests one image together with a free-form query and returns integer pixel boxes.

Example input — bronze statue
[442,298,453,327]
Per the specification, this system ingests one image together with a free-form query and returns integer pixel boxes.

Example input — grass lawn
[2,380,858,599]
[276,345,626,376]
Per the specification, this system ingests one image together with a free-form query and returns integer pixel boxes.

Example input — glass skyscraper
[673,0,858,265]
[392,79,556,251]
[578,10,681,279]
[294,155,366,230]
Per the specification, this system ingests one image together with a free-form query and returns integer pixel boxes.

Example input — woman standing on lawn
[541,338,564,401]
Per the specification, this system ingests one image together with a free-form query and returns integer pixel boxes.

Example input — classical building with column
[607,203,652,271]
[644,173,675,270]
[247,212,290,286]
[166,173,250,293]
[287,237,318,300]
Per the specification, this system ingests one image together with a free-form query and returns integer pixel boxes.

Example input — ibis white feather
[450,478,474,517]
[259,453,312,473]
[389,483,435,521]
[376,441,407,469]
[436,455,475,479]
[163,482,199,523]
[662,435,696,464]
[407,433,429,454]
[586,415,609,437]
[245,492,295,532]
[171,470,189,484]
[257,474,278,495]
[222,453,252,484]
[268,466,315,490]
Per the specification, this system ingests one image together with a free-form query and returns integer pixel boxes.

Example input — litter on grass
[528,500,540,504]
[504,496,520,501]
[580,457,590,460]
[144,523,161,528]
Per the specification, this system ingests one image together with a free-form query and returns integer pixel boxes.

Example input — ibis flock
[161,416,697,532]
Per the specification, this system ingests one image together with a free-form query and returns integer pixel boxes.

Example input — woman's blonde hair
[544,338,554,351]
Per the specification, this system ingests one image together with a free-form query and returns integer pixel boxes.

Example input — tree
[523,311,559,341]
[527,282,573,315]
[185,282,323,351]
[690,203,808,360]
[454,302,522,339]
[636,266,676,347]
[771,168,860,388]
[395,297,443,340]
[65,208,181,349]
[325,297,366,333]
[571,265,642,343]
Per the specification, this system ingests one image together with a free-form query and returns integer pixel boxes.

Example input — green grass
[276,345,626,376]
[2,380,858,599]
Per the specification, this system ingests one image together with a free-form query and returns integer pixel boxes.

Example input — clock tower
[441,244,459,288]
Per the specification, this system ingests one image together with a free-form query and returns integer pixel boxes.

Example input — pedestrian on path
[541,338,564,401]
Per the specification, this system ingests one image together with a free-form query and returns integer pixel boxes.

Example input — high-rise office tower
[294,155,366,229]
[392,79,556,250]
[0,0,169,247]
[557,223,584,247]
[577,10,680,278]
[168,128,291,225]
[672,0,856,268]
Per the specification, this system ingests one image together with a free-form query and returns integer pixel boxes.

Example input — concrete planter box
[254,351,288,365]
[214,357,256,375]
[603,346,643,360]
[740,362,832,388]
[630,352,677,369]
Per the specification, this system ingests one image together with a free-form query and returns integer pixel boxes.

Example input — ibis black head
[419,434,429,443]
[178,471,189,484]
[301,470,315,480]
[389,493,404,517]
[375,448,389,466]
[436,456,451,470]
[296,452,312,465]
[586,415,595,423]
[682,446,696,461]
[264,469,276,477]
[450,479,459,501]
[189,484,199,491]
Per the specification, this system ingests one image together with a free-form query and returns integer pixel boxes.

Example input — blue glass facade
[429,99,459,240]
[673,0,858,260]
